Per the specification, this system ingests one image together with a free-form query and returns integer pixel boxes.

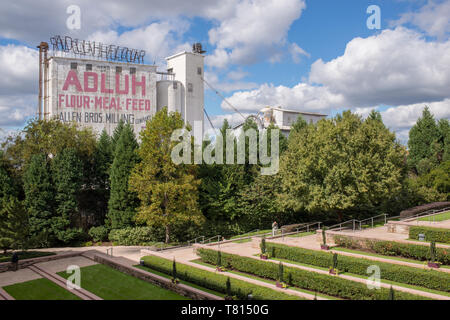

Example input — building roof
[260,106,327,117]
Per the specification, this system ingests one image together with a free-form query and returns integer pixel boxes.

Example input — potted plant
[427,241,440,268]
[216,251,226,272]
[321,227,329,250]
[276,262,287,288]
[171,258,180,284]
[260,236,268,260]
[388,286,395,300]
[225,277,233,300]
[329,253,339,275]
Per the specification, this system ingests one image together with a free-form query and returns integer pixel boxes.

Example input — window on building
[187,83,193,93]
[130,67,136,74]
[167,68,173,74]
[116,66,122,73]
[70,62,78,70]
[197,67,202,75]
[173,82,178,89]
[86,64,92,71]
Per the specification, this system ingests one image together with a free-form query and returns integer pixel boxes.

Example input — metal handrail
[202,235,221,245]
[187,236,205,246]
[327,219,357,231]
[400,207,450,221]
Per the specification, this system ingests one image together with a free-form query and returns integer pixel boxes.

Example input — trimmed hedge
[409,226,450,244]
[197,248,429,300]
[264,243,450,293]
[334,236,449,265]
[141,255,302,300]
[108,227,157,245]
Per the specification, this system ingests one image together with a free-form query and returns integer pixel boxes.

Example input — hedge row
[140,255,302,300]
[197,248,429,300]
[108,227,157,245]
[409,226,450,244]
[333,235,449,265]
[264,243,450,293]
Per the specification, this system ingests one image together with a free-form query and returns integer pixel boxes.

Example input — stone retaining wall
[93,254,222,301]
[0,251,82,273]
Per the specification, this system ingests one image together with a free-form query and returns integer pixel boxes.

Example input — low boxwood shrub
[88,226,109,242]
[334,235,449,265]
[409,226,450,244]
[140,255,301,300]
[197,248,428,300]
[264,243,449,292]
[108,227,158,245]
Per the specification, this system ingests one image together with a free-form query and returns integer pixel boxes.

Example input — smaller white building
[261,106,327,135]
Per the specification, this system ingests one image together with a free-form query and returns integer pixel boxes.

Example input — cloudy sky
[0,0,449,143]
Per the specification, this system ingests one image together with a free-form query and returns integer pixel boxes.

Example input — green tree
[0,197,29,253]
[111,119,125,153]
[108,124,139,229]
[51,148,84,243]
[280,111,406,221]
[408,107,441,174]
[91,130,113,225]
[129,108,204,243]
[23,153,55,246]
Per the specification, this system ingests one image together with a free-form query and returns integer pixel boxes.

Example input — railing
[327,219,357,232]
[157,72,175,81]
[202,235,222,245]
[358,214,388,230]
[400,207,450,222]
[277,222,323,240]
[187,236,205,246]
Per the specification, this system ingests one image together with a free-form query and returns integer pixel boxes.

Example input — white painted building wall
[44,50,205,138]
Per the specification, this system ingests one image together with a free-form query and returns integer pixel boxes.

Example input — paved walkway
[327,225,450,248]
[0,287,15,300]
[197,242,449,300]
[269,235,450,274]
[142,247,327,300]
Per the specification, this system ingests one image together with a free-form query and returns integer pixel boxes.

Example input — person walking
[11,252,19,271]
[272,221,278,237]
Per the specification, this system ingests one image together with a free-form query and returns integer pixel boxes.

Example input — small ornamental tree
[278,262,284,283]
[430,241,436,263]
[332,253,338,270]
[388,286,395,300]
[260,236,266,255]
[172,258,177,281]
[322,227,327,246]
[217,251,222,267]
[226,277,232,298]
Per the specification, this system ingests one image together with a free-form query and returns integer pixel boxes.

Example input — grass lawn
[135,264,225,297]
[418,211,450,222]
[58,264,189,300]
[3,278,81,300]
[0,251,55,263]
[286,231,315,238]
[332,247,450,269]
[230,230,272,239]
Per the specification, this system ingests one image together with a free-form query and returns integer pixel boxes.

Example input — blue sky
[0,0,449,143]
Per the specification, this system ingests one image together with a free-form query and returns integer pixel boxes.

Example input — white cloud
[392,0,450,40]
[221,82,345,113]
[289,43,310,63]
[380,99,450,132]
[0,45,38,95]
[206,0,306,67]
[0,94,36,127]
[309,27,450,107]
[88,21,192,66]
